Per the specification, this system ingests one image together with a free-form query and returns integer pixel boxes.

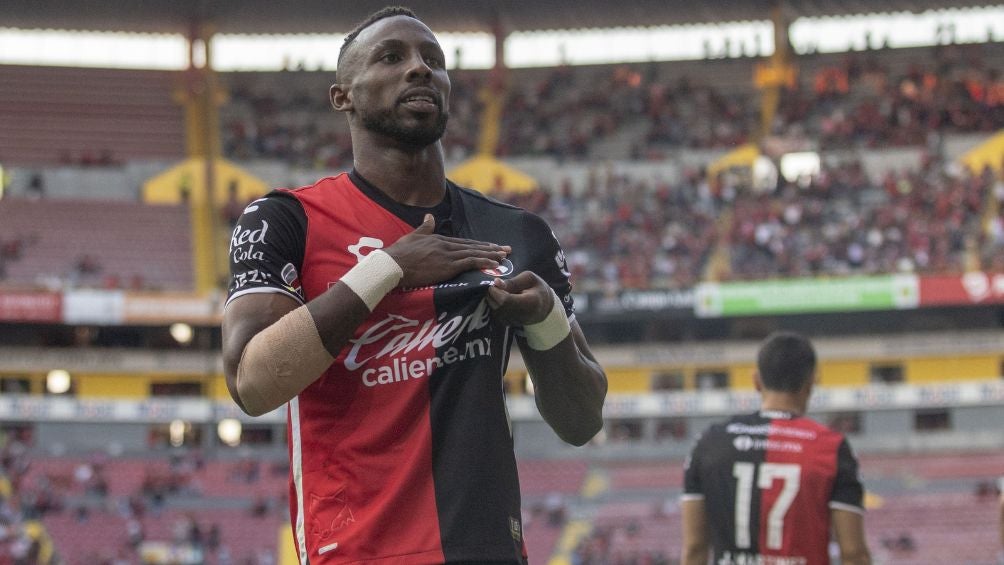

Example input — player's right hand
[385,214,510,288]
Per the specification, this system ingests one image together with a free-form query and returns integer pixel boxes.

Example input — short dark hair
[337,6,419,69]
[756,331,816,393]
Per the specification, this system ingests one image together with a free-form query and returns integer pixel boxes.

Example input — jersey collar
[349,168,453,231]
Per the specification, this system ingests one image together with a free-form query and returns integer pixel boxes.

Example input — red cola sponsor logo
[344,299,492,372]
[230,220,269,263]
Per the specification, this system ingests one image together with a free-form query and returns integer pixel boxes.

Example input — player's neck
[759,392,806,416]
[352,141,446,207]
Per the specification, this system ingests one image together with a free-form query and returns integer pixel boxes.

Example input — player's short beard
[361,107,449,149]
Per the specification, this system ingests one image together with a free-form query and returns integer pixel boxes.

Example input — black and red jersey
[683,411,864,565]
[226,170,574,565]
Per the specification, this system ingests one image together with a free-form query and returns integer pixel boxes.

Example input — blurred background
[0,1,1003,564]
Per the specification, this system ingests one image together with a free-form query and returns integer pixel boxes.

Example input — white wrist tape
[340,250,404,311]
[523,289,571,351]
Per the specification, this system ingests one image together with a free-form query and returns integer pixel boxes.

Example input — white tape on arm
[523,289,572,351]
[340,249,404,311]
[236,305,335,416]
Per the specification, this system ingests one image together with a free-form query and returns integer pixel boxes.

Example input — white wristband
[523,289,571,351]
[340,250,403,311]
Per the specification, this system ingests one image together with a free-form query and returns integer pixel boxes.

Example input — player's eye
[424,55,444,68]
[380,52,402,63]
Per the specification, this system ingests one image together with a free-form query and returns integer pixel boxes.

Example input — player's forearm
[306,282,377,356]
[523,339,607,446]
[224,276,380,417]
[681,543,709,565]
[999,501,1004,554]
[840,548,872,565]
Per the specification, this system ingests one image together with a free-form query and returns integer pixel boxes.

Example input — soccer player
[681,332,871,565]
[220,6,607,565]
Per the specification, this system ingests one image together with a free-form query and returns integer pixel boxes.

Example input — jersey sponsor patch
[347,236,385,262]
[480,258,515,278]
[230,219,270,263]
[281,262,302,295]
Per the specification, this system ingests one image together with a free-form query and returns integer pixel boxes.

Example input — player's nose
[404,53,432,82]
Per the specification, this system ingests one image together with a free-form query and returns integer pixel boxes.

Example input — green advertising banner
[694,275,919,317]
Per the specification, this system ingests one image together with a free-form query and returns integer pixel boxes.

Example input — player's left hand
[486,271,554,326]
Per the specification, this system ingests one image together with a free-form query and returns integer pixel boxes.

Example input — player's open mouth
[399,91,439,112]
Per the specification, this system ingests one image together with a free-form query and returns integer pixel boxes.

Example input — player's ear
[330,83,352,112]
[753,371,763,392]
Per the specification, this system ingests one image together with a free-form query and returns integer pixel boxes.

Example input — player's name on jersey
[716,551,807,565]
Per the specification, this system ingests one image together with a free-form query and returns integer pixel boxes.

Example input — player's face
[347,16,451,148]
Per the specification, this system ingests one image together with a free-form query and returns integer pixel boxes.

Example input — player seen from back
[681,331,871,565]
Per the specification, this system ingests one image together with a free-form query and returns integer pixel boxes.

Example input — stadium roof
[3,0,1000,34]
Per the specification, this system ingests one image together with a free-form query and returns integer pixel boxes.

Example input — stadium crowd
[0,431,57,564]
[2,158,1000,293]
[220,44,1003,164]
[495,157,1001,290]
[2,46,1003,294]
[722,157,1000,280]
[0,432,287,565]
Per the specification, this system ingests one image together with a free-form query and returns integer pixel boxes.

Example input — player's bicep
[681,498,710,565]
[520,212,575,315]
[831,507,870,564]
[682,434,707,496]
[831,439,865,510]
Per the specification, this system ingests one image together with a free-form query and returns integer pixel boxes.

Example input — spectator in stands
[125,517,144,549]
[26,174,44,199]
[73,254,101,278]
[544,492,567,527]
[206,522,221,553]
[976,479,999,502]
[885,532,916,554]
[250,494,271,518]
[681,332,871,565]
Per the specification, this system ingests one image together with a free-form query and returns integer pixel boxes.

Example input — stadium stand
[1,44,1001,293]
[0,198,193,291]
[37,439,1004,564]
[214,43,1004,164]
[0,65,185,165]
[3,441,288,565]
[2,154,995,294]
